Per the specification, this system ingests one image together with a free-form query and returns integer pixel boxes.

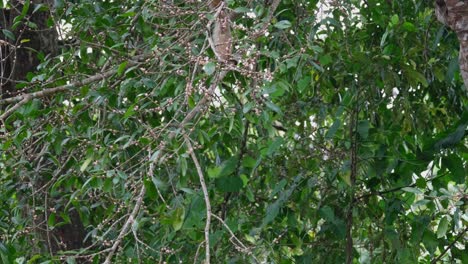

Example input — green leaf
[270,179,287,198]
[180,187,196,194]
[243,102,254,114]
[121,11,136,17]
[261,175,302,227]
[357,120,370,139]
[123,104,136,119]
[266,137,284,156]
[390,14,399,25]
[423,231,438,254]
[21,0,30,16]
[47,213,56,227]
[242,156,257,168]
[151,176,166,189]
[325,119,341,139]
[436,216,449,238]
[319,54,332,66]
[402,22,416,32]
[319,206,335,222]
[265,101,283,115]
[218,157,238,178]
[179,156,187,176]
[402,187,423,194]
[65,257,76,264]
[262,201,280,226]
[215,176,243,192]
[274,20,292,29]
[203,62,216,75]
[297,76,311,93]
[2,29,16,41]
[442,154,465,184]
[405,68,428,87]
[171,207,185,231]
[340,171,351,186]
[207,166,222,178]
[117,61,128,76]
[434,123,467,151]
[32,3,45,14]
[80,157,93,172]
[234,7,250,13]
[380,29,389,47]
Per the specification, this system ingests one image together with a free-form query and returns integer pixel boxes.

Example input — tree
[435,0,468,87]
[0,0,466,263]
[1,0,89,257]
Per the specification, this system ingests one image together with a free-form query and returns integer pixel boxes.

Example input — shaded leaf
[436,216,449,238]
[274,20,292,29]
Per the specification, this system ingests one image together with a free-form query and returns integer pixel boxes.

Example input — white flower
[392,87,399,98]
[290,30,295,35]
[246,12,256,19]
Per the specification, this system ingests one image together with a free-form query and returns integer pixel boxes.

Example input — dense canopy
[0,0,467,263]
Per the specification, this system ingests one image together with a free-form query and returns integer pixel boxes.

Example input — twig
[101,54,227,263]
[184,135,212,264]
[148,150,169,208]
[178,70,227,129]
[193,239,204,264]
[0,94,30,121]
[0,55,146,105]
[355,173,447,201]
[221,120,249,219]
[251,0,282,39]
[102,184,146,264]
[0,54,150,120]
[211,213,249,252]
[431,226,468,264]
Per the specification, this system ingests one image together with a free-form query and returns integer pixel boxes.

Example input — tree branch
[102,184,146,264]
[346,106,358,264]
[0,54,149,120]
[101,54,227,263]
[185,135,212,264]
[211,213,258,261]
[251,0,281,39]
[0,94,30,121]
[431,226,468,264]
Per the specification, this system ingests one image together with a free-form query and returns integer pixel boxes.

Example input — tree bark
[1,0,58,96]
[1,0,89,259]
[435,0,468,88]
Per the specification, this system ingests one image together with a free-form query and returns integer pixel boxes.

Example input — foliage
[0,0,467,263]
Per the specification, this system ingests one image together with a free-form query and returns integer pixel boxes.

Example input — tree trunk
[1,0,89,259]
[435,0,468,88]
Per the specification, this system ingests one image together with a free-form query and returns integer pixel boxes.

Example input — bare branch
[211,213,248,252]
[0,54,150,120]
[102,184,146,264]
[185,135,212,264]
[178,70,227,129]
[0,94,30,121]
[431,226,468,264]
[102,62,227,263]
